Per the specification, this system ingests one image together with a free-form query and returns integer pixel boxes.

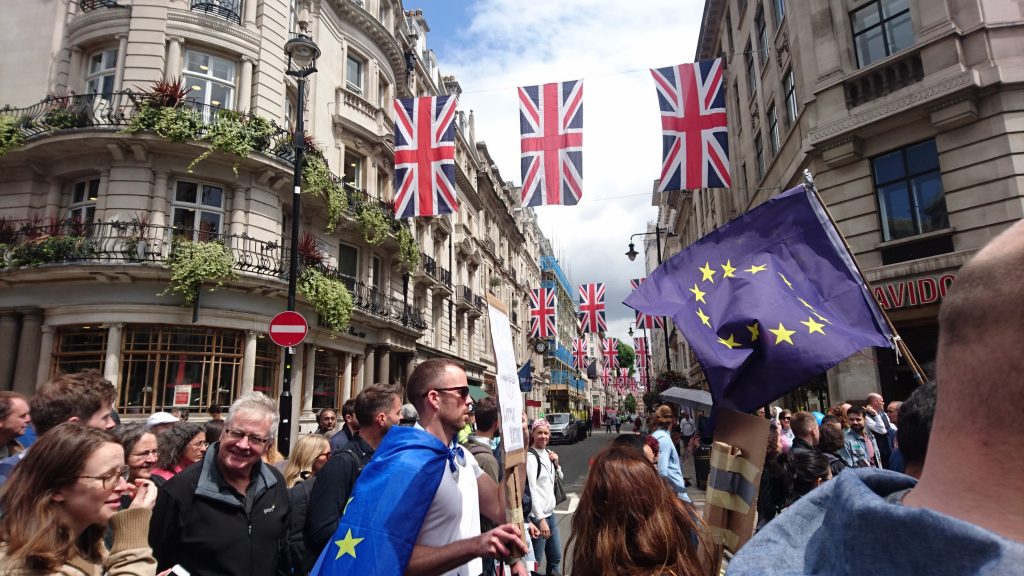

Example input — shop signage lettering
[872,274,956,310]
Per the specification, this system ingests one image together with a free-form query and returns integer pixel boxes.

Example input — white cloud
[429,0,703,344]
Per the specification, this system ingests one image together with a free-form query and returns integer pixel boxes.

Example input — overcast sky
[409,0,703,346]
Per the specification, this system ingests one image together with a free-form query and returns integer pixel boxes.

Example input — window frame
[183,50,237,110]
[85,48,118,99]
[783,68,797,129]
[69,179,100,225]
[745,41,757,97]
[767,103,780,155]
[346,53,366,95]
[871,139,948,242]
[755,6,770,68]
[344,151,364,190]
[850,0,913,68]
[754,131,765,180]
[172,179,227,241]
[773,0,785,28]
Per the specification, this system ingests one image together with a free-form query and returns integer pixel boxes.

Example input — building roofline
[695,0,725,62]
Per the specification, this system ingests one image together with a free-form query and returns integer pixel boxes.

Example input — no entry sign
[269,311,308,347]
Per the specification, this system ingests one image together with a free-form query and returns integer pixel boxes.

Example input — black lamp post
[626,226,675,373]
[278,33,320,457]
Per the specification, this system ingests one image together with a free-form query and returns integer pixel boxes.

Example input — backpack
[529,448,567,505]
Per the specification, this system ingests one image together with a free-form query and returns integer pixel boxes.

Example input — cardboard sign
[172,384,191,407]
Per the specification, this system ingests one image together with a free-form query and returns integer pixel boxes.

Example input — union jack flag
[638,365,648,388]
[651,59,729,191]
[518,80,583,207]
[393,95,459,218]
[634,337,649,365]
[630,278,665,329]
[572,337,588,371]
[529,288,557,339]
[578,283,606,333]
[603,338,619,369]
[601,365,611,386]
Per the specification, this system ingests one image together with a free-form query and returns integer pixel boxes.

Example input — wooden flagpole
[801,170,928,385]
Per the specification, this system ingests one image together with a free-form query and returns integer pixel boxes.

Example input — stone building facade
[652,0,1024,408]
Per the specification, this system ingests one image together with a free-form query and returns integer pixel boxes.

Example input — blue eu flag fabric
[625,185,893,413]
[310,425,449,576]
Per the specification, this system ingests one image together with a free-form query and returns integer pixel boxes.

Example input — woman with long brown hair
[0,422,157,575]
[568,445,708,576]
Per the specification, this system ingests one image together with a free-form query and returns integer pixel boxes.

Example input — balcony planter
[297,267,353,333]
[397,226,420,272]
[302,154,345,232]
[357,202,389,245]
[188,109,275,175]
[162,238,238,304]
[0,116,25,156]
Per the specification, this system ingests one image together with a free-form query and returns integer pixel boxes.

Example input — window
[872,139,948,241]
[86,49,117,99]
[284,94,296,131]
[773,0,785,27]
[745,42,757,97]
[733,81,742,132]
[251,337,280,398]
[52,325,107,377]
[377,76,390,108]
[172,180,225,240]
[851,0,913,68]
[378,0,390,26]
[338,243,358,290]
[343,151,363,190]
[725,13,733,54]
[783,68,797,128]
[754,132,765,180]
[184,51,236,109]
[346,54,365,94]
[371,255,382,290]
[313,350,345,410]
[288,0,297,34]
[376,169,389,200]
[767,103,779,155]
[69,179,99,225]
[120,325,243,413]
[755,7,770,66]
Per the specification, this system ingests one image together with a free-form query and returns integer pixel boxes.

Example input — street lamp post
[278,34,320,458]
[626,226,674,374]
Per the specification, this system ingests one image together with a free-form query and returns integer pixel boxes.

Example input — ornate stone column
[114,34,128,91]
[238,57,254,112]
[35,325,55,389]
[351,354,363,401]
[150,170,169,229]
[378,347,391,385]
[165,37,184,81]
[13,310,42,396]
[301,346,317,416]
[44,178,62,220]
[103,323,123,387]
[243,0,257,28]
[230,185,247,238]
[241,330,257,396]
[341,352,353,405]
[362,347,375,394]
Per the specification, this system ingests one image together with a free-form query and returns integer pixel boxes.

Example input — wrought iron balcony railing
[438,267,452,289]
[190,0,242,25]
[80,0,124,11]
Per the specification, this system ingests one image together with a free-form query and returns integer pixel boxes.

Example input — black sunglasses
[427,386,470,399]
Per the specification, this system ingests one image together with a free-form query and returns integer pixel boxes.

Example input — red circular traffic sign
[269,311,308,347]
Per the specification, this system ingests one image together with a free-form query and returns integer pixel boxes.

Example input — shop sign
[872,273,956,310]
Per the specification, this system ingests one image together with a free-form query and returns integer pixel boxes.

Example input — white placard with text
[488,304,525,452]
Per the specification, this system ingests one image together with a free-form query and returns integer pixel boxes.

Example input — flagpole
[801,171,928,385]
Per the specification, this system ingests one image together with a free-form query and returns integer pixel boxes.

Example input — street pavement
[541,424,708,575]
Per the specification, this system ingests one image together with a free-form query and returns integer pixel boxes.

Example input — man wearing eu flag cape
[311,359,527,576]
[626,184,894,415]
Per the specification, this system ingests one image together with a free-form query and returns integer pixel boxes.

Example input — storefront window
[52,326,107,376]
[313,349,344,410]
[252,335,280,397]
[120,325,242,414]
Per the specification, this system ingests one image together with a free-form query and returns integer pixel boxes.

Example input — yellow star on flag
[801,317,826,335]
[721,260,737,278]
[690,284,707,304]
[699,262,717,283]
[769,322,796,345]
[697,308,711,327]
[717,334,741,349]
[778,273,794,290]
[745,264,767,274]
[747,322,760,341]
[334,529,364,560]
[798,297,815,310]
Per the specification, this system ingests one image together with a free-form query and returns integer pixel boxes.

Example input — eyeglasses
[190,440,210,449]
[130,449,159,459]
[223,428,270,448]
[780,417,792,421]
[428,386,470,399]
[79,465,130,489]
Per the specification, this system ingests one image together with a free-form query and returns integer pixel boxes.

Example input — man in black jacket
[149,392,289,576]
[304,384,402,563]
[789,411,821,454]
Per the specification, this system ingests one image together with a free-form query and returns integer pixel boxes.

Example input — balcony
[80,0,124,10]
[412,251,437,285]
[0,219,426,333]
[455,285,475,311]
[844,51,924,108]
[190,0,242,25]
[436,267,453,294]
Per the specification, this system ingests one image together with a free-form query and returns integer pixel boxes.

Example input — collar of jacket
[194,442,278,507]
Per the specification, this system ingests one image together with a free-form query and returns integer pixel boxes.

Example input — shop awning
[468,385,488,401]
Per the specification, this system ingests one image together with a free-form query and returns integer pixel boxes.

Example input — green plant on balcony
[297,267,353,333]
[124,78,202,142]
[396,225,420,272]
[188,109,275,175]
[162,237,238,304]
[302,154,345,232]
[0,116,25,156]
[357,201,389,246]
[489,276,502,289]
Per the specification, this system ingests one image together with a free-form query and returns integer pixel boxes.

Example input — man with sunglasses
[150,392,290,576]
[324,359,527,575]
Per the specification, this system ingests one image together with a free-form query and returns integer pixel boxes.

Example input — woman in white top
[526,419,564,576]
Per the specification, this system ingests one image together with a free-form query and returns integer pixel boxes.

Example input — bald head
[937,219,1024,430]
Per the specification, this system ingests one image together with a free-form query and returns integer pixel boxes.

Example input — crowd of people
[2,220,1024,575]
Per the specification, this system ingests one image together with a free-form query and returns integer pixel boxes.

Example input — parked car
[545,413,579,444]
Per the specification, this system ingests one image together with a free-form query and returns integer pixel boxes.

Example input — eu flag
[625,185,893,413]
[310,425,449,576]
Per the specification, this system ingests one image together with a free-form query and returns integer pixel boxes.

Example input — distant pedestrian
[313,408,338,437]
[328,399,359,451]
[651,405,691,503]
[614,416,621,433]
[604,414,613,433]
[150,421,207,483]
[0,392,30,459]
[777,409,795,453]
[284,434,331,573]
[841,406,882,468]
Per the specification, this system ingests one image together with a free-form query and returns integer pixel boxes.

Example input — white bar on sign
[271,326,306,333]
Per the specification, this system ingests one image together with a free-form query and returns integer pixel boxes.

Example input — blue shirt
[651,429,691,502]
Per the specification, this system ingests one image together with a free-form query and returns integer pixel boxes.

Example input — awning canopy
[659,387,713,408]
[468,384,488,401]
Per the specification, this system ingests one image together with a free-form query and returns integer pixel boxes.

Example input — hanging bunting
[393,95,459,218]
[529,287,557,339]
[578,283,607,333]
[518,79,584,207]
[572,337,588,371]
[631,278,666,329]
